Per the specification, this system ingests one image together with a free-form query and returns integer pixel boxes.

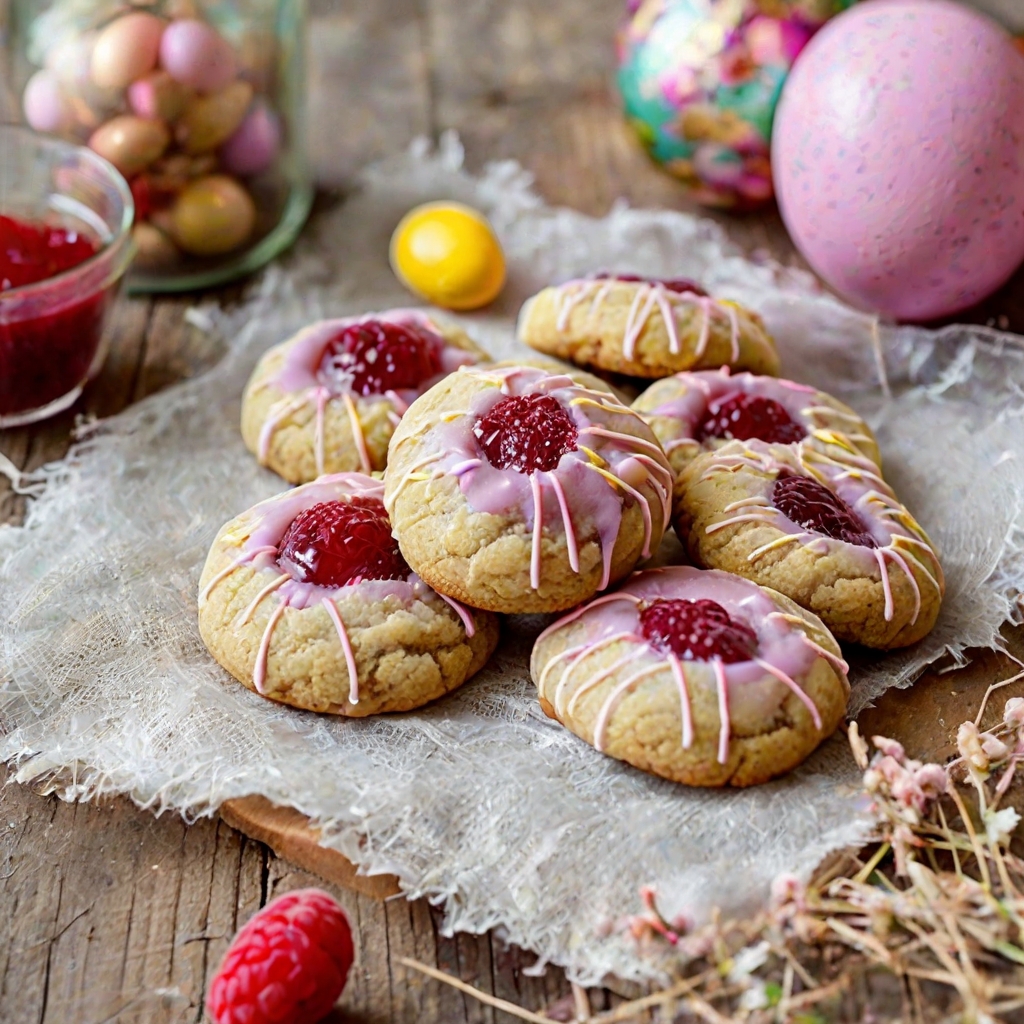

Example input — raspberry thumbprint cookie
[198,473,498,715]
[383,365,674,614]
[674,441,944,649]
[531,566,849,787]
[517,273,780,379]
[632,369,881,481]
[241,311,488,484]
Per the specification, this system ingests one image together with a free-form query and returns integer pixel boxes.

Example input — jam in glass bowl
[0,126,134,427]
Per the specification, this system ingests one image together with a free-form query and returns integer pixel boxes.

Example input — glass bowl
[0,125,134,427]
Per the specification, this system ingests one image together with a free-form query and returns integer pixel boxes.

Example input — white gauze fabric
[2,136,1024,984]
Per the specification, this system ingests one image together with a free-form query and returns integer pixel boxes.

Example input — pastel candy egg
[219,102,280,175]
[171,175,256,255]
[91,12,165,90]
[160,19,237,93]
[390,202,505,310]
[128,71,191,123]
[89,115,170,176]
[23,70,75,134]
[773,0,1024,320]
[176,81,253,154]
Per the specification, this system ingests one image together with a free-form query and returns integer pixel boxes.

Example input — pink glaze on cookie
[385,366,674,592]
[201,473,476,701]
[647,369,877,469]
[549,275,740,362]
[699,441,942,624]
[538,566,847,763]
[253,311,482,470]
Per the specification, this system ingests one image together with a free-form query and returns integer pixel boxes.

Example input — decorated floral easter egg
[617,0,855,209]
[773,0,1024,320]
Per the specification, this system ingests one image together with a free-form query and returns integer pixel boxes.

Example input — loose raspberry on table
[697,393,806,445]
[473,393,579,473]
[206,887,354,1024]
[772,473,877,548]
[640,598,758,663]
[277,497,410,588]
[317,319,442,397]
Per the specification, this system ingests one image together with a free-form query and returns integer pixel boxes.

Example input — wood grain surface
[3,0,1024,1020]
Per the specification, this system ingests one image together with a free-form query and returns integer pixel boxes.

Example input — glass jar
[2,0,312,293]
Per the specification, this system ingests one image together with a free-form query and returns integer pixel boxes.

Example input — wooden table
[3,2,1024,1021]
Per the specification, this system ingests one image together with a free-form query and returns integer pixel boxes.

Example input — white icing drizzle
[254,601,287,694]
[746,533,804,562]
[258,393,309,463]
[546,472,579,573]
[235,572,289,627]
[594,663,665,752]
[200,544,277,606]
[341,392,372,473]
[713,657,730,764]
[753,657,822,730]
[322,596,360,703]
[553,279,740,366]
[704,509,778,534]
[667,652,694,749]
[314,386,328,477]
[529,472,545,591]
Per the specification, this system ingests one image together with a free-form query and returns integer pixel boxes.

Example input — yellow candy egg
[390,202,505,310]
[171,175,255,256]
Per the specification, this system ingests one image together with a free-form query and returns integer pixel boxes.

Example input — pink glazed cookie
[531,566,849,787]
[632,369,881,481]
[675,440,944,649]
[241,311,488,484]
[517,273,780,379]
[198,473,498,715]
[384,365,674,614]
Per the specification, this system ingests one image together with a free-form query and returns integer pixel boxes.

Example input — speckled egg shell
[773,0,1024,321]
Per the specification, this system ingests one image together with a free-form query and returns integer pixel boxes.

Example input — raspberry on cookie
[383,365,674,614]
[674,440,944,649]
[633,369,881,480]
[531,566,849,787]
[517,273,780,379]
[198,473,498,715]
[241,311,488,484]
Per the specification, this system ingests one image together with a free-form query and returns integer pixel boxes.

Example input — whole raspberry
[473,393,578,473]
[697,393,806,445]
[206,888,354,1024]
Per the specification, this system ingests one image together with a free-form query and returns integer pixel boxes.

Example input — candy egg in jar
[4,0,312,291]
[616,0,856,210]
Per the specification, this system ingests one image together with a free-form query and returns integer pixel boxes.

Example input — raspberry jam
[317,320,442,397]
[773,474,877,548]
[0,214,110,419]
[474,393,579,473]
[277,498,411,588]
[697,393,806,445]
[640,598,758,663]
[594,272,707,296]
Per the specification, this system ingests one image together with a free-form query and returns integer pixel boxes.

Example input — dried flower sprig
[402,696,1024,1023]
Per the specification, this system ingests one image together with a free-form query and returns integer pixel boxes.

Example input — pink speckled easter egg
[773,0,1024,321]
